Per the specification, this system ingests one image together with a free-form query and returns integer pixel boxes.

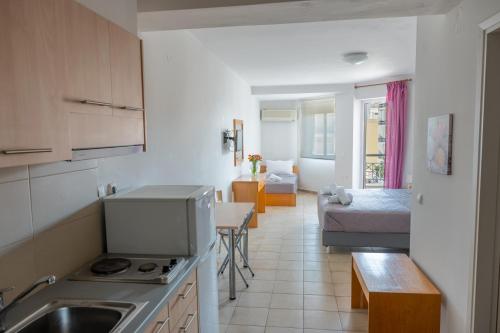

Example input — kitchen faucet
[0,275,56,332]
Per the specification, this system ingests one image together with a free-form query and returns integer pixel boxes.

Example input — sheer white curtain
[300,98,336,160]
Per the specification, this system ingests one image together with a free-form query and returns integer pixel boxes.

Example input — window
[300,98,335,160]
[363,99,386,188]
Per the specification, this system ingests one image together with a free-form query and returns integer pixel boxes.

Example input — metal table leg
[229,228,236,300]
[243,226,249,268]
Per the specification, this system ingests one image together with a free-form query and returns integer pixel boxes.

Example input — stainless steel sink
[5,299,147,333]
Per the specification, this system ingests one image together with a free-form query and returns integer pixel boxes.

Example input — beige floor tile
[329,262,351,272]
[304,310,342,330]
[333,283,351,297]
[237,292,272,308]
[273,281,303,294]
[270,294,303,309]
[277,260,303,270]
[304,282,335,296]
[265,327,302,333]
[251,269,277,281]
[303,328,344,333]
[304,295,338,311]
[275,270,303,281]
[219,304,236,324]
[226,325,266,333]
[267,309,303,328]
[331,272,351,283]
[278,252,304,261]
[230,307,269,326]
[339,312,369,331]
[335,297,368,313]
[304,261,329,271]
[304,270,332,282]
[246,280,275,293]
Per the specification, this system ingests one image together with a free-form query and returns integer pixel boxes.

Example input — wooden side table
[352,252,441,333]
[232,174,265,228]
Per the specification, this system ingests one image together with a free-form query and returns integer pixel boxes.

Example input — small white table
[215,202,254,300]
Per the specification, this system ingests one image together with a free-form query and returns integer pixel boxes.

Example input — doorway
[362,99,387,188]
[472,18,500,333]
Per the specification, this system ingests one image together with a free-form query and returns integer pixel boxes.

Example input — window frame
[300,98,336,160]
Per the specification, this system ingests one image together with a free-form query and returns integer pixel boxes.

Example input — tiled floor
[217,192,370,333]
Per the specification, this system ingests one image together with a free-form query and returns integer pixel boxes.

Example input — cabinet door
[0,0,70,168]
[109,22,143,110]
[62,0,112,110]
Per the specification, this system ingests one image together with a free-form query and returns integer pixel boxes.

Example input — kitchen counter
[2,256,200,333]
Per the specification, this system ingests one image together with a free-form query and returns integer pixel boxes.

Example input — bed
[318,188,411,249]
[260,165,298,206]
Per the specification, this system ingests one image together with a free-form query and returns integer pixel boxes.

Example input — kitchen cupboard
[63,1,145,150]
[0,0,146,168]
[146,269,199,333]
[0,0,71,168]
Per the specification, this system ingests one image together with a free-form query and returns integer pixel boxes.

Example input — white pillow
[266,160,294,175]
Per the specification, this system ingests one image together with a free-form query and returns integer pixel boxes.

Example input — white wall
[410,1,500,332]
[260,100,299,163]
[75,0,138,34]
[0,0,261,252]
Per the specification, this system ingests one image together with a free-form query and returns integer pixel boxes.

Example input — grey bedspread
[265,174,298,194]
[318,189,411,233]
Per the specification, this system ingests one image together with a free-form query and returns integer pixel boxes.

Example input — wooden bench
[351,253,441,333]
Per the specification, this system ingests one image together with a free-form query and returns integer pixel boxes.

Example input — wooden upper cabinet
[0,0,71,168]
[62,0,112,108]
[62,1,145,150]
[109,22,144,110]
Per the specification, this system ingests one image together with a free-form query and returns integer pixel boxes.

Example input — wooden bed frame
[260,165,298,207]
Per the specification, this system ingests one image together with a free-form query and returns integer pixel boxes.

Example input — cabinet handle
[178,283,195,299]
[3,148,52,155]
[179,313,196,332]
[80,99,112,107]
[152,317,170,333]
[119,105,144,112]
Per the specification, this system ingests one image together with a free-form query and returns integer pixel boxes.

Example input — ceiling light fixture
[343,52,368,65]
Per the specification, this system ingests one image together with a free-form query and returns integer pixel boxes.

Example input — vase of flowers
[248,154,262,176]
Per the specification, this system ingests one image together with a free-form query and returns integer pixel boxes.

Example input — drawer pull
[3,148,52,155]
[152,317,170,333]
[80,99,112,107]
[179,313,196,332]
[178,283,195,299]
[119,105,144,112]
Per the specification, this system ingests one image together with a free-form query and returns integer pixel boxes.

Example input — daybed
[260,164,298,206]
[318,188,411,249]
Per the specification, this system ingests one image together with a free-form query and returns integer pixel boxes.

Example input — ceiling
[138,0,458,31]
[190,17,417,87]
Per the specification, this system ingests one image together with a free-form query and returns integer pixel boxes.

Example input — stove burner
[138,262,158,273]
[91,258,131,275]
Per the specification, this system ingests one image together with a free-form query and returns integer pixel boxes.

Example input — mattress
[318,189,411,233]
[265,174,298,194]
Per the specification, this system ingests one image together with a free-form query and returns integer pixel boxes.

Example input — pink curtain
[384,81,408,189]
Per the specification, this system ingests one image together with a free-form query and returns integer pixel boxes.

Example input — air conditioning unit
[261,109,297,122]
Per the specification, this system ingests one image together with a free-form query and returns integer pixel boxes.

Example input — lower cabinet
[147,269,199,333]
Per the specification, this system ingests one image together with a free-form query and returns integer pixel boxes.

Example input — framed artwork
[427,114,453,175]
[233,119,243,166]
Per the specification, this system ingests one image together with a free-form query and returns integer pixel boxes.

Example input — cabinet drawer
[172,298,198,333]
[170,270,197,328]
[146,301,170,333]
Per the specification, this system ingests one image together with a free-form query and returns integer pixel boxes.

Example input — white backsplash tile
[29,160,98,178]
[30,169,99,232]
[0,180,33,248]
[0,166,29,184]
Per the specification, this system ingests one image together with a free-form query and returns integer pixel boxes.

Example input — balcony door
[363,99,387,188]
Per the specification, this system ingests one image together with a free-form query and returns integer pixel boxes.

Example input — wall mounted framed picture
[427,114,453,175]
[233,119,244,166]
